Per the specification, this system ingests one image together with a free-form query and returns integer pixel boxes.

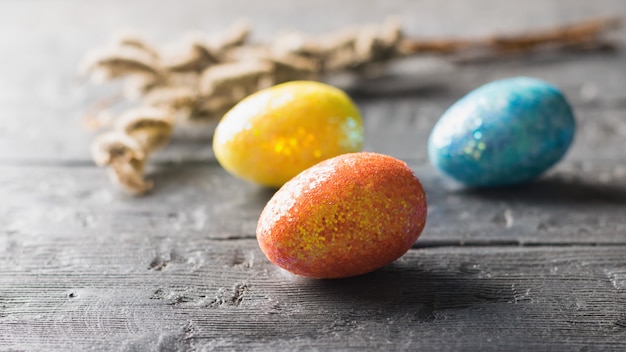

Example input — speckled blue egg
[428,77,576,187]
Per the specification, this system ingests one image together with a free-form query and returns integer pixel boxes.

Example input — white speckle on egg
[428,77,576,187]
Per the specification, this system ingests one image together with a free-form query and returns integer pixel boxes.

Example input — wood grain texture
[2,0,626,351]
[1,158,624,246]
[0,0,624,163]
[2,238,626,351]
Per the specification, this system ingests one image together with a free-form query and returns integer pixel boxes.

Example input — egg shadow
[455,175,626,205]
[239,186,279,212]
[144,162,276,203]
[294,261,509,322]
[347,79,451,99]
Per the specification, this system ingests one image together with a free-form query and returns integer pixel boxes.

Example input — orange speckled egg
[213,81,364,188]
[256,152,428,278]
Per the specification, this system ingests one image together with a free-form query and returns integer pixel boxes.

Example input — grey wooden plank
[1,236,625,351]
[0,0,624,162]
[362,53,626,161]
[1,158,624,245]
[1,1,626,351]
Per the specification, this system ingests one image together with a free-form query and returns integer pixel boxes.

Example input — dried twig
[82,17,621,195]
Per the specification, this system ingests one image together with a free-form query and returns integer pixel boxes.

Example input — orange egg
[256,152,428,278]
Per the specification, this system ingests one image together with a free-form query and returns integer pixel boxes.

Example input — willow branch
[81,16,621,195]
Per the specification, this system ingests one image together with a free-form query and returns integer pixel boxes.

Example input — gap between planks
[204,237,626,249]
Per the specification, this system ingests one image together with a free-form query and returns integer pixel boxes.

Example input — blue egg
[428,77,576,187]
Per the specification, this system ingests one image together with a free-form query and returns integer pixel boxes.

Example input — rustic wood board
[1,158,625,245]
[2,240,626,351]
[1,52,625,163]
[2,0,626,351]
[0,0,625,163]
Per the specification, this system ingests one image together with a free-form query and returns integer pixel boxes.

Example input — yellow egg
[213,81,364,187]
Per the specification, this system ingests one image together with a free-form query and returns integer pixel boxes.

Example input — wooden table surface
[2,1,626,351]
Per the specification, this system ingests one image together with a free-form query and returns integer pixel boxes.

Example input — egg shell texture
[213,81,363,188]
[428,77,576,187]
[256,152,427,279]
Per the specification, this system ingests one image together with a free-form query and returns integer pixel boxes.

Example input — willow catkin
[90,108,172,194]
[115,108,174,153]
